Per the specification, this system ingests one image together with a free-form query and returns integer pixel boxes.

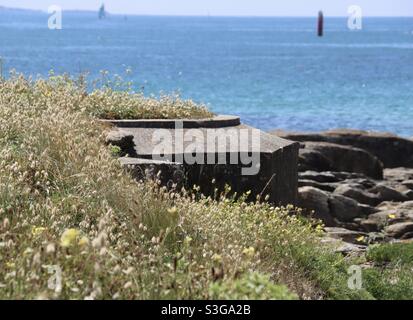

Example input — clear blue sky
[1,0,412,16]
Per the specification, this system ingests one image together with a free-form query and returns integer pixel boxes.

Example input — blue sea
[0,10,412,136]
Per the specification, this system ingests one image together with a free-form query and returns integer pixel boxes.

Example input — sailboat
[98,4,106,20]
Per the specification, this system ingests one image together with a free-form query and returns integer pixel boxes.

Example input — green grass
[361,243,413,300]
[86,90,214,120]
[367,243,413,265]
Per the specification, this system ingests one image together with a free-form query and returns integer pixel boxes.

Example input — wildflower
[167,206,178,216]
[388,214,396,219]
[32,252,42,265]
[78,236,89,247]
[184,236,193,245]
[123,281,133,289]
[60,229,80,247]
[92,233,105,248]
[212,254,222,263]
[99,247,107,256]
[46,243,56,254]
[2,218,10,230]
[316,224,323,231]
[31,226,46,237]
[123,267,134,275]
[151,236,158,244]
[23,248,33,255]
[356,236,365,243]
[6,262,15,269]
[242,246,256,258]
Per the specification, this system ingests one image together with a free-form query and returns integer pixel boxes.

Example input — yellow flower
[31,226,46,237]
[242,246,256,258]
[167,206,178,215]
[6,262,15,269]
[212,254,222,263]
[356,236,365,243]
[315,224,324,233]
[78,236,89,247]
[184,236,193,245]
[388,214,396,219]
[60,228,81,248]
[23,248,33,255]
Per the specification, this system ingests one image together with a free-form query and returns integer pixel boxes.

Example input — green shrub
[367,243,413,265]
[209,272,298,300]
[363,267,413,300]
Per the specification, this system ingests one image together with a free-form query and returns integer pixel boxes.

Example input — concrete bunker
[105,115,299,206]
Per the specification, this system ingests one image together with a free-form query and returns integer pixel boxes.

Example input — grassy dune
[0,75,410,300]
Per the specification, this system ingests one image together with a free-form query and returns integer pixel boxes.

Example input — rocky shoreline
[109,123,413,254]
[270,129,413,253]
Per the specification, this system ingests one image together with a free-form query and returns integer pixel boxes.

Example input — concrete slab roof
[119,124,297,158]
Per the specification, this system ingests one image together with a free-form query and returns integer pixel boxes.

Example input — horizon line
[1,6,412,18]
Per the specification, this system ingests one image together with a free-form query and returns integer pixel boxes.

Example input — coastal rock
[321,237,366,255]
[368,185,408,202]
[344,178,377,190]
[402,180,413,190]
[299,171,338,183]
[404,190,413,200]
[302,142,383,179]
[328,194,365,221]
[331,171,369,181]
[298,179,337,192]
[385,222,413,239]
[334,184,381,206]
[358,219,381,232]
[375,201,413,215]
[366,211,407,230]
[272,129,413,168]
[298,187,336,226]
[298,148,332,172]
[358,203,379,216]
[324,227,367,244]
[384,168,413,181]
[398,201,413,211]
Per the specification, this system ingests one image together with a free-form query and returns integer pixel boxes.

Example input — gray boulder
[404,190,413,200]
[298,187,336,226]
[385,222,413,239]
[303,142,383,179]
[402,180,413,190]
[273,129,413,168]
[366,211,407,230]
[321,237,367,255]
[334,184,381,206]
[369,185,409,202]
[328,194,365,222]
[298,147,332,172]
[384,168,413,182]
[324,227,367,244]
[298,179,337,192]
[299,171,338,183]
[358,219,381,232]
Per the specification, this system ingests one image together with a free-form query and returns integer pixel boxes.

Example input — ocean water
[0,10,412,136]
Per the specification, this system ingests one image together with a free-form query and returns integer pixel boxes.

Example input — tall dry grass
[0,74,374,300]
